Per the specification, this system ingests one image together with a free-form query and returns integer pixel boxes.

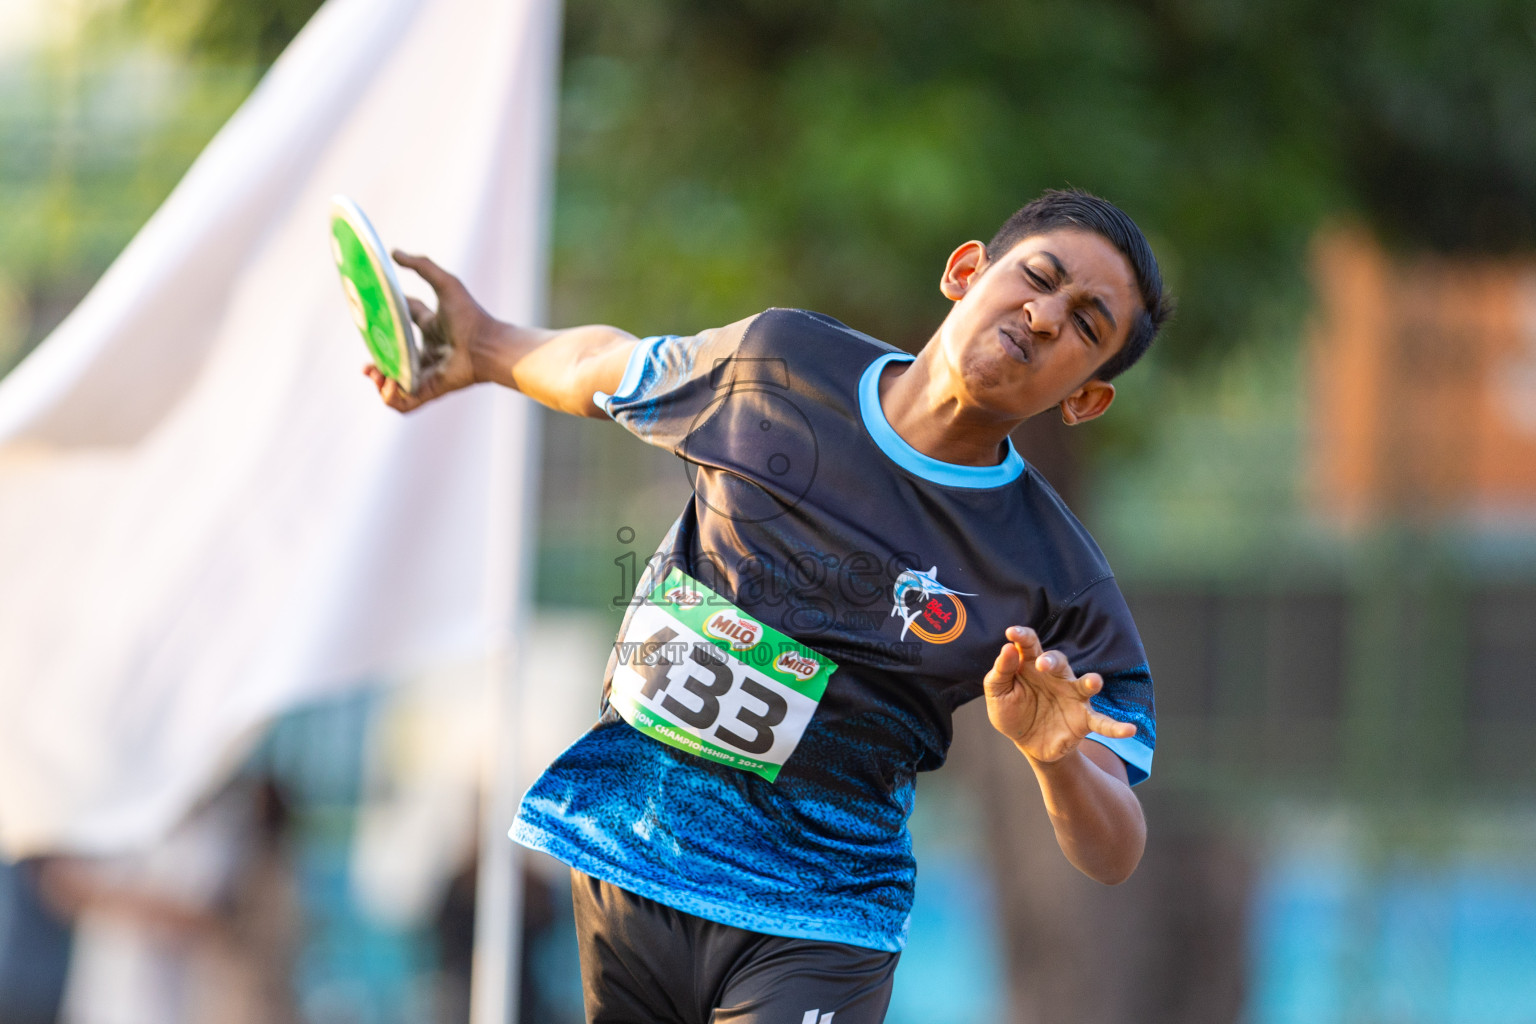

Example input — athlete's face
[934,229,1140,425]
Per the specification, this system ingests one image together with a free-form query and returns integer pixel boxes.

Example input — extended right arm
[364,251,637,418]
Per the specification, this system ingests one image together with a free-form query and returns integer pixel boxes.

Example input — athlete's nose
[1023,293,1066,339]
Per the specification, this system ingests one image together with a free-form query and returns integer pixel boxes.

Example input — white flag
[0,0,559,857]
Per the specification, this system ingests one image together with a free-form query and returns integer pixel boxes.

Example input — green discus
[329,195,419,393]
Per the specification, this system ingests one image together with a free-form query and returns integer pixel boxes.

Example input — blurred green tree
[120,0,326,64]
[0,0,322,370]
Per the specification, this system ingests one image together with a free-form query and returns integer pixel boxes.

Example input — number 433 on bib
[609,568,837,782]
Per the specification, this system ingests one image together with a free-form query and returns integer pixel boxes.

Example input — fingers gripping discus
[329,196,419,392]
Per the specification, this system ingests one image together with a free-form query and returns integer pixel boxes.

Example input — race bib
[609,568,837,782]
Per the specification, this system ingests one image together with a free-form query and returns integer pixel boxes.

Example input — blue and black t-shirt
[512,308,1156,951]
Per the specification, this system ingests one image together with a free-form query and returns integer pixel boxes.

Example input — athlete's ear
[940,241,989,301]
[1060,379,1115,426]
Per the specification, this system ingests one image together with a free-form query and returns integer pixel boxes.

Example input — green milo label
[608,567,837,782]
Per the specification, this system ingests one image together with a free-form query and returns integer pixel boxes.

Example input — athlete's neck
[877,348,1017,468]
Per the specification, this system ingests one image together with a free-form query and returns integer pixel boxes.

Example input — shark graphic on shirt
[889,566,976,641]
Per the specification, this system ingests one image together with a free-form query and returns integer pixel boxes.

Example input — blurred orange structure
[1309,227,1536,526]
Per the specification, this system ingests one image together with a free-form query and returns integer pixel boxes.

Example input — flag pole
[467,2,559,1020]
[470,398,542,1024]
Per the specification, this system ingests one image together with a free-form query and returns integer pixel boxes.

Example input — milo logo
[773,650,820,682]
[663,586,703,609]
[703,612,762,651]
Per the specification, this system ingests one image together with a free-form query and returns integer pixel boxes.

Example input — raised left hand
[982,625,1136,765]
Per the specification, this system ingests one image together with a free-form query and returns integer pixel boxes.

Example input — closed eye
[1074,313,1100,344]
[1024,268,1053,290]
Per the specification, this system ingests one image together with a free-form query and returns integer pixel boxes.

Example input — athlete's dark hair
[986,188,1172,382]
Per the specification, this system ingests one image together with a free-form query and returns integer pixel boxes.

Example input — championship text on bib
[609,568,837,782]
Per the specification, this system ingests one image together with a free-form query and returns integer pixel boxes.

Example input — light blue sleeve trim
[1084,733,1153,787]
[593,335,671,417]
[858,351,1026,489]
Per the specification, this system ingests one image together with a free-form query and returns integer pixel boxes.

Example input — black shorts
[570,869,899,1024]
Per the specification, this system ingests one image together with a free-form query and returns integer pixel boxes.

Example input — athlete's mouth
[998,324,1032,365]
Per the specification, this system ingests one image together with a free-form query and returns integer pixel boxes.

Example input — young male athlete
[368,189,1171,1023]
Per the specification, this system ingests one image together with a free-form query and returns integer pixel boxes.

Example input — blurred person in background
[38,777,299,1024]
[0,859,74,1024]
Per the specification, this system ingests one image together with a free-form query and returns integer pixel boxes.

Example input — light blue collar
[858,351,1025,489]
